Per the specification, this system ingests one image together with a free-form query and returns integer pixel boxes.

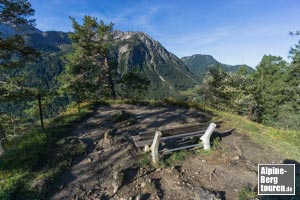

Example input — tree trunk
[38,94,45,132]
[104,57,116,100]
[77,101,81,114]
[248,104,254,121]
[0,123,6,156]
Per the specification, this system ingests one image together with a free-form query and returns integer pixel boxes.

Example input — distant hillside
[181,54,255,78]
[1,24,200,99]
[0,23,42,37]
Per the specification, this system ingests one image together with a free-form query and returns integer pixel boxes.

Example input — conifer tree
[120,68,150,100]
[253,55,288,123]
[60,16,116,112]
[0,0,39,153]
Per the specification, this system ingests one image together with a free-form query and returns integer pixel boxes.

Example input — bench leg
[144,145,150,152]
[151,131,162,166]
[200,123,217,150]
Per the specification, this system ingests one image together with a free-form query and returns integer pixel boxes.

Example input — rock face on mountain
[112,31,200,98]
[181,54,254,78]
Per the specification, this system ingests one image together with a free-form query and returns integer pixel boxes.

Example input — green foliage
[163,150,187,167]
[0,0,35,26]
[237,187,257,200]
[253,55,288,122]
[0,0,40,101]
[60,15,116,108]
[0,102,94,199]
[200,65,255,113]
[200,65,229,104]
[136,153,152,168]
[199,50,300,129]
[119,68,150,100]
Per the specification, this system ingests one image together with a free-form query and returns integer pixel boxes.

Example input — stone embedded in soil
[233,156,241,160]
[140,182,146,188]
[195,187,223,200]
[135,194,141,200]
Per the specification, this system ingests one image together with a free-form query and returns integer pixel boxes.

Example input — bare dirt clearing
[50,104,284,200]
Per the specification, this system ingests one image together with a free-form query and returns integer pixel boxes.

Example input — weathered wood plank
[134,130,205,147]
[139,121,222,137]
[161,143,203,154]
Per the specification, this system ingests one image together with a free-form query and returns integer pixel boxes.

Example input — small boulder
[195,187,223,200]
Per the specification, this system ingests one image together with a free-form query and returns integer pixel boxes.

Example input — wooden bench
[131,121,222,165]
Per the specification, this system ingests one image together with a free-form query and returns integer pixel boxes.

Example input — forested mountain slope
[1,24,202,99]
[181,54,254,78]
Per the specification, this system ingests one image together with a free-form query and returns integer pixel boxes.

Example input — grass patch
[237,187,257,200]
[163,150,188,167]
[136,150,189,169]
[209,108,300,160]
[136,153,152,168]
[0,102,94,199]
[195,136,221,156]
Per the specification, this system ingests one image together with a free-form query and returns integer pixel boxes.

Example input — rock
[141,182,146,188]
[126,117,136,125]
[112,170,124,194]
[195,187,223,200]
[155,168,162,172]
[56,136,87,157]
[135,194,141,200]
[30,176,50,194]
[233,156,241,161]
[104,129,113,140]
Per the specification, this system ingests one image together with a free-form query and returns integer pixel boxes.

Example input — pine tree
[277,42,300,128]
[60,16,116,111]
[200,65,229,106]
[253,55,288,123]
[0,0,39,153]
[120,68,150,101]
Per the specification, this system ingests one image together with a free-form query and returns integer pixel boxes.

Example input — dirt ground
[49,104,285,200]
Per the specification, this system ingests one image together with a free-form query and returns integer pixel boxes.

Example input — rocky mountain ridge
[1,24,253,98]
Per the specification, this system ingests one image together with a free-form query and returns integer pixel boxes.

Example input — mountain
[0,23,42,37]
[1,24,200,99]
[24,31,71,52]
[181,54,255,78]
[112,31,200,98]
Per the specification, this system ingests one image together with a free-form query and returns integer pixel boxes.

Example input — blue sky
[30,0,300,67]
